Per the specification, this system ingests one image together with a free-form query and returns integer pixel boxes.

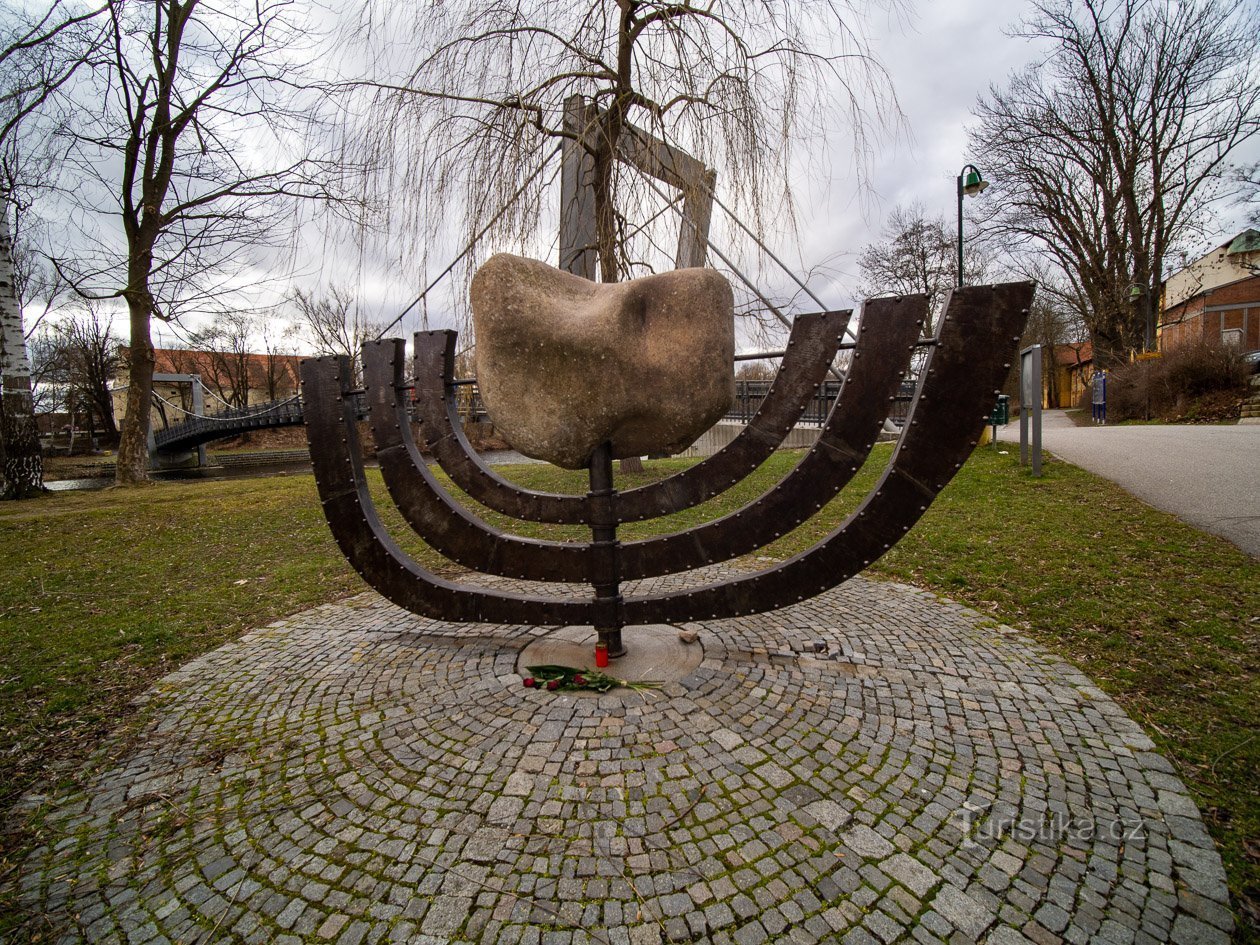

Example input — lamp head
[961,168,989,196]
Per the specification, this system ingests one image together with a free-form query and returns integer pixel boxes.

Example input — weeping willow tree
[338,1,901,307]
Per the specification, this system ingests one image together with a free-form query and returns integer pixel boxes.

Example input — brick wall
[1160,275,1260,352]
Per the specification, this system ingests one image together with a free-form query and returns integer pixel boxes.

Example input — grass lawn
[1,448,1256,934]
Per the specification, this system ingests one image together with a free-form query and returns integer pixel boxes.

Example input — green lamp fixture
[961,168,989,196]
[957,163,988,286]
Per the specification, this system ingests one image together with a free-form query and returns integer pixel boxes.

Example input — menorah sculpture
[301,255,1032,659]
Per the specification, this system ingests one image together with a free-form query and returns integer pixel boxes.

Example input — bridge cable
[150,389,300,422]
[699,183,856,340]
[636,173,845,381]
[373,142,565,342]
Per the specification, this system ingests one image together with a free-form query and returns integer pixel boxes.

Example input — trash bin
[989,394,1010,426]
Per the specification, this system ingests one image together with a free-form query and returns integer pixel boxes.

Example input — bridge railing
[156,376,912,453]
[153,392,368,451]
[725,379,917,427]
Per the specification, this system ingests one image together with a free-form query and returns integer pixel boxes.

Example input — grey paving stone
[844,825,894,859]
[930,884,997,939]
[803,800,851,832]
[986,928,1035,945]
[1169,914,1231,945]
[0,573,1229,945]
[883,852,938,897]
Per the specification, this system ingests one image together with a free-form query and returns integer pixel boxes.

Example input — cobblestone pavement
[5,574,1232,944]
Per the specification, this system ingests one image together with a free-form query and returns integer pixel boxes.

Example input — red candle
[595,642,609,668]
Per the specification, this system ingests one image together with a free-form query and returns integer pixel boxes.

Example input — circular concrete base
[2,574,1233,944]
[516,624,704,691]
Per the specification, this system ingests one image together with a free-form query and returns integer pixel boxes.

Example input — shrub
[1099,339,1249,421]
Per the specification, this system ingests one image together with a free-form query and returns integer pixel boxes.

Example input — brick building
[1159,230,1260,353]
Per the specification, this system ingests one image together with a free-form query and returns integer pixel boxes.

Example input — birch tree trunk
[0,198,45,499]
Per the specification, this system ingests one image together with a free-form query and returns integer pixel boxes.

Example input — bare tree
[0,201,43,496]
[857,203,991,335]
[341,1,899,291]
[735,361,775,382]
[289,285,382,385]
[26,329,64,416]
[184,311,256,409]
[31,306,122,441]
[970,0,1260,368]
[1239,162,1260,236]
[41,0,351,485]
[0,2,107,146]
[257,316,298,402]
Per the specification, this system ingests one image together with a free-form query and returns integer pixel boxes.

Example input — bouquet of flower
[522,665,662,693]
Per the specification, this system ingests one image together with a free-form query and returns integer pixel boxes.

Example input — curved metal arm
[613,308,850,521]
[413,309,850,525]
[365,338,594,583]
[617,295,926,579]
[620,282,1034,624]
[301,354,594,625]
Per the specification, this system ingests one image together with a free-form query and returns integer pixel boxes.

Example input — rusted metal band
[612,309,850,521]
[365,338,594,582]
[616,295,927,579]
[413,331,592,524]
[301,354,594,625]
[619,282,1034,623]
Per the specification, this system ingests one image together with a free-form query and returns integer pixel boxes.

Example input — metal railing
[725,379,916,427]
[152,392,367,452]
[154,376,916,454]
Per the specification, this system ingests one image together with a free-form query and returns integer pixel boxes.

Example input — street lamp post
[957,164,988,287]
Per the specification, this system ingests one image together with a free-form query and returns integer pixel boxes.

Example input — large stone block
[470,253,734,469]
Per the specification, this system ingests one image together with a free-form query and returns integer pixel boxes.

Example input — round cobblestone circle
[5,574,1232,945]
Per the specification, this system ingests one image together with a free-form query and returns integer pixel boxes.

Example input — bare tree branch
[970,0,1260,367]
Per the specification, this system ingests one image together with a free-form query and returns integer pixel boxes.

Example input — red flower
[573,675,586,687]
[522,677,536,688]
[546,679,561,691]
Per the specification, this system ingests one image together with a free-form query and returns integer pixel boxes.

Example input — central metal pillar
[587,442,626,657]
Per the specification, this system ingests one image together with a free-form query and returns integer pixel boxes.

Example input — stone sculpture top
[470,253,735,468]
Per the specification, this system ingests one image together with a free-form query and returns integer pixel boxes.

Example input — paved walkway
[997,412,1260,557]
[4,572,1231,944]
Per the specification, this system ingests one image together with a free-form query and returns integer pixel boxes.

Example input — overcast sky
[206,0,1054,353]
[103,0,1255,353]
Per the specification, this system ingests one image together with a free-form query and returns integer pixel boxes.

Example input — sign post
[1019,345,1043,477]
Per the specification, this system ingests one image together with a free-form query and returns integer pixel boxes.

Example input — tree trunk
[593,144,619,284]
[114,295,155,485]
[96,386,118,441]
[1091,324,1128,371]
[0,199,44,499]
[67,391,77,455]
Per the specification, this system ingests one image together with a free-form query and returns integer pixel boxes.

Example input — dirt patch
[1160,387,1245,423]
